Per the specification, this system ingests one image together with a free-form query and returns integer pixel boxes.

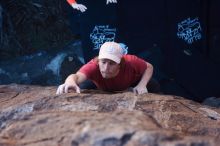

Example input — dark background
[70,0,220,101]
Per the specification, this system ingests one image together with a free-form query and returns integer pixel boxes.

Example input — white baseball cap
[98,42,123,64]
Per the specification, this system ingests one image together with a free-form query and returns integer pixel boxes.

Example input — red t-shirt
[79,55,147,91]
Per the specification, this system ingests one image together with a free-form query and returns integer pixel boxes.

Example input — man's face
[98,59,120,79]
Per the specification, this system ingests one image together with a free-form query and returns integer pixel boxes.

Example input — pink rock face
[0,84,220,146]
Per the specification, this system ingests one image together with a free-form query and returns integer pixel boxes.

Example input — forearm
[65,74,78,85]
[137,63,153,87]
[65,72,87,85]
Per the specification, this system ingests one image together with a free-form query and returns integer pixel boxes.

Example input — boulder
[0,84,220,146]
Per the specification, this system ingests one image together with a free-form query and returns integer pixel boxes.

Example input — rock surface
[0,84,220,146]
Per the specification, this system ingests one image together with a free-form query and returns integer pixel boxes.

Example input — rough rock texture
[0,84,220,146]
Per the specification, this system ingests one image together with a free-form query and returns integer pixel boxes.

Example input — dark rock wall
[0,0,76,60]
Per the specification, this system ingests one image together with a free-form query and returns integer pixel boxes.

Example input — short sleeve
[78,59,99,79]
[125,55,147,74]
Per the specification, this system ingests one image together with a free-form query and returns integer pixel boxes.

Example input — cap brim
[98,54,121,64]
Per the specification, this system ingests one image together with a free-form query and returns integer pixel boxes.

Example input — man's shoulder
[123,54,137,59]
[81,58,98,70]
[122,54,147,71]
[88,58,98,65]
[123,54,139,62]
[79,58,99,78]
[123,54,146,66]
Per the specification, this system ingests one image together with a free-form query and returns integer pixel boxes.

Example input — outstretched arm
[133,62,153,94]
[56,72,87,95]
[67,0,87,12]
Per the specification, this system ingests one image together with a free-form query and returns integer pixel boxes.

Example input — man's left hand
[132,86,148,95]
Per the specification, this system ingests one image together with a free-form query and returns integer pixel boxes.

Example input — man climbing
[56,42,160,95]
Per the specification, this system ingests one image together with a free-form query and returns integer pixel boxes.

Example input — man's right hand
[56,83,81,95]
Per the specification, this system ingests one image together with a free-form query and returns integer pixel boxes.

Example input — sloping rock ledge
[0,84,220,146]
